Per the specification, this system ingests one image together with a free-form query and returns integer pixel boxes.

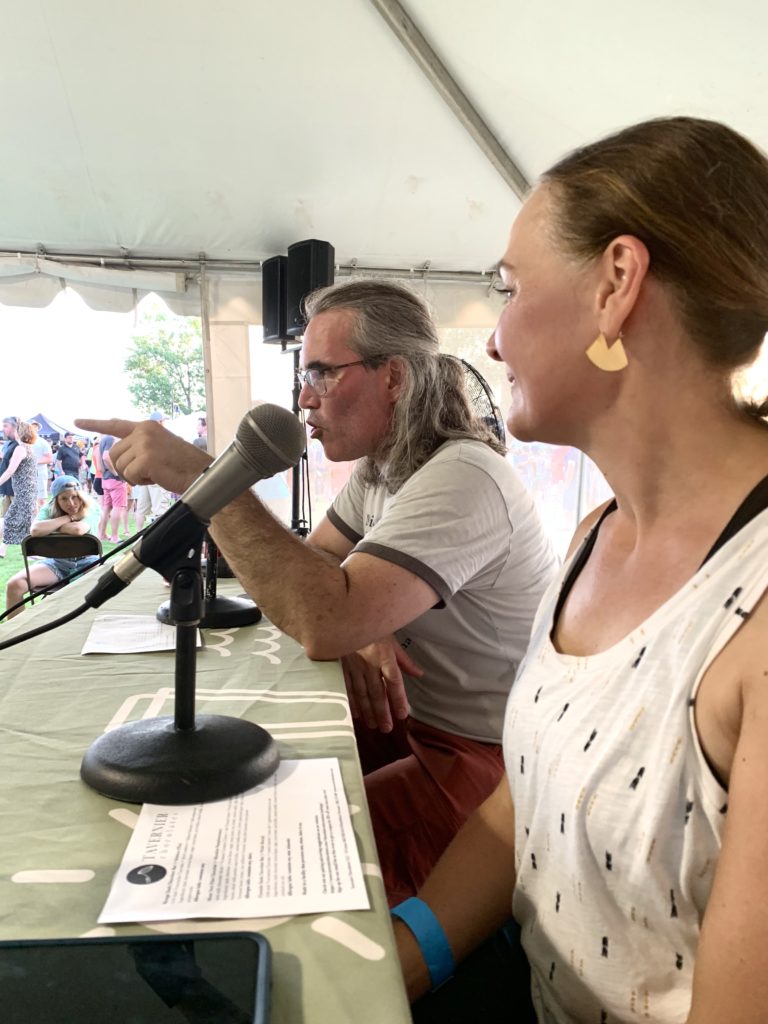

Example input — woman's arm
[0,445,25,487]
[687,592,768,1023]
[396,777,517,1002]
[30,513,70,536]
[57,518,90,536]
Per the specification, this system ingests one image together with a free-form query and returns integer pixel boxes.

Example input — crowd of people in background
[0,412,207,616]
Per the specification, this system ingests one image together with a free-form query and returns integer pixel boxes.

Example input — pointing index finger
[74,418,140,438]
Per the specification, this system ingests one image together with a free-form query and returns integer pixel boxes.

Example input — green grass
[0,514,141,619]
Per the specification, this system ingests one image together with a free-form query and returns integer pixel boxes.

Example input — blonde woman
[5,475,100,617]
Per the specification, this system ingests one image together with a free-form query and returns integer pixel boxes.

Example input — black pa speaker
[286,239,335,337]
[262,255,289,343]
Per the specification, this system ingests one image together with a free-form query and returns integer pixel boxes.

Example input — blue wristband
[391,896,455,990]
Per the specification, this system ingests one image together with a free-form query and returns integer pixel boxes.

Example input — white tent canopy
[1,0,766,444]
[3,0,765,277]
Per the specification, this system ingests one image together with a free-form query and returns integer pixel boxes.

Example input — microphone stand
[202,536,262,627]
[81,515,278,804]
[290,348,309,538]
[156,532,261,629]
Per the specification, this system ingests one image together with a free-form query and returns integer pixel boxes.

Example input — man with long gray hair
[78,278,557,904]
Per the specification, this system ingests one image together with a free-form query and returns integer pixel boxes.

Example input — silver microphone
[85,403,306,606]
[179,403,307,521]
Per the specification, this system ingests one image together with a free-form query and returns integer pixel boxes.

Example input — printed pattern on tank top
[503,507,768,1024]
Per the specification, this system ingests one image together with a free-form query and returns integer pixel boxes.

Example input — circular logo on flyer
[126,864,167,885]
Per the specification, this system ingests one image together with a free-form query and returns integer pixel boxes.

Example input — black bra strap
[552,499,617,627]
[552,472,768,630]
[700,472,768,567]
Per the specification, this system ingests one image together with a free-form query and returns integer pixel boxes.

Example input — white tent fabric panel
[0,274,62,309]
[0,255,191,312]
[0,0,515,273]
[35,260,186,295]
[0,260,502,326]
[1,1,766,313]
[207,271,504,332]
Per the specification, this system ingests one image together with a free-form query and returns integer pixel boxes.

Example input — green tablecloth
[0,567,411,1023]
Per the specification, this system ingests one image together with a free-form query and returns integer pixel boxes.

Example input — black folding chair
[21,534,103,604]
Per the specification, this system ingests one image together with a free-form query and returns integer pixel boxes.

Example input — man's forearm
[71,418,419,657]
[209,492,357,658]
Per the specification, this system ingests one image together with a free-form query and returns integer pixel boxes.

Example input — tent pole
[199,258,215,456]
[368,0,530,199]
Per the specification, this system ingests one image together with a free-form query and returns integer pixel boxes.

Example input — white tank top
[503,506,768,1024]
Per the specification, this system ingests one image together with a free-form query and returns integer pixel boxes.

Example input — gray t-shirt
[328,439,558,742]
[99,436,122,481]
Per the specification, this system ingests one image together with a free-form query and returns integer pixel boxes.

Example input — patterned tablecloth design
[0,568,412,1024]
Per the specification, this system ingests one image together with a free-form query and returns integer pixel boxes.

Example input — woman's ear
[595,234,650,337]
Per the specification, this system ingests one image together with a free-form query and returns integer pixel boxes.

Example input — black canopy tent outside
[25,413,90,443]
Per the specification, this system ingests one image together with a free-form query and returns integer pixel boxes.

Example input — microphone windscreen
[235,404,307,477]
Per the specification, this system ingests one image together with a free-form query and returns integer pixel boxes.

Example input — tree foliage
[124,310,206,416]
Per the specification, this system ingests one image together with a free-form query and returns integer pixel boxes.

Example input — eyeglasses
[295,360,368,396]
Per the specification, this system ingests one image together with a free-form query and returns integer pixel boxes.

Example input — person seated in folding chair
[4,475,101,618]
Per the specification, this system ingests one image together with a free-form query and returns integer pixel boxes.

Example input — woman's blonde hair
[16,420,35,444]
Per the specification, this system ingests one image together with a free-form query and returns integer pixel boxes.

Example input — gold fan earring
[585,332,628,372]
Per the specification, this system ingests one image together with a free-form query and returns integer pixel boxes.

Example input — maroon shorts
[356,716,504,906]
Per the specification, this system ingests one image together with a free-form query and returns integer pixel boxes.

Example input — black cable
[304,408,312,533]
[302,446,312,534]
[0,601,90,652]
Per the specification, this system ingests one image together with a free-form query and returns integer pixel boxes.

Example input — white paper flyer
[99,758,370,923]
[81,614,202,655]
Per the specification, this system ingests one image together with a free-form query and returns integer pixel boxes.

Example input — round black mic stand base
[157,595,262,628]
[157,532,262,628]
[80,715,279,805]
